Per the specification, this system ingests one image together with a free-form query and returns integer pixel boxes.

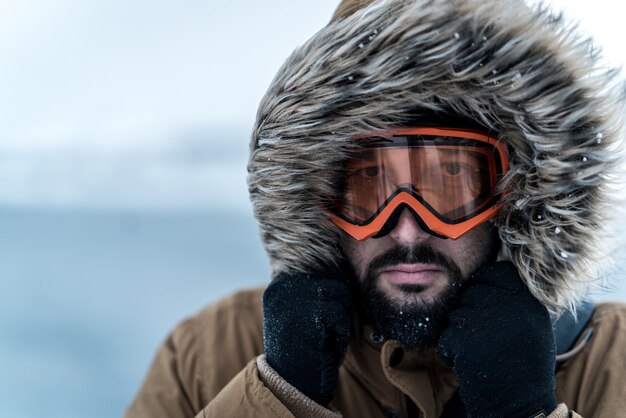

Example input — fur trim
[248,0,625,311]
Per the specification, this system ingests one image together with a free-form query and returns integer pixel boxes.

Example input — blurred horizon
[0,127,254,211]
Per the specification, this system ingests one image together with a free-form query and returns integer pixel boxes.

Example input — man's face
[340,208,500,350]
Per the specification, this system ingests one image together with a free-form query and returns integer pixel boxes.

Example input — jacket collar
[342,326,459,418]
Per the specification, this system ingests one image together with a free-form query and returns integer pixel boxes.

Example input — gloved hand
[262,264,352,406]
[436,261,557,418]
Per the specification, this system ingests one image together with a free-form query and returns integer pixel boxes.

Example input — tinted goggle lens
[331,128,509,240]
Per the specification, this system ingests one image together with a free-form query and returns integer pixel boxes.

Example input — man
[125,0,626,417]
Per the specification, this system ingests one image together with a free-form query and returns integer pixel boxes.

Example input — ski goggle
[330,127,509,240]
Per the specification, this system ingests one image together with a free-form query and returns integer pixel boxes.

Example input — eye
[345,164,383,189]
[441,162,465,176]
[363,166,380,178]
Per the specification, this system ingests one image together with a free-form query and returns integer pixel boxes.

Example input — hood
[248,0,625,311]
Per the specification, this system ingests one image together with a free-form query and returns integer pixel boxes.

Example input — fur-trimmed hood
[248,0,624,311]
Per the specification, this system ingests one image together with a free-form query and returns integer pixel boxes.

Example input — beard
[352,243,492,352]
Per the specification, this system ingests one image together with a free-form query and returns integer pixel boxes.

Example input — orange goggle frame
[329,127,509,240]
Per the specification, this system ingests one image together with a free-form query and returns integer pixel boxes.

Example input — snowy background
[1,1,625,417]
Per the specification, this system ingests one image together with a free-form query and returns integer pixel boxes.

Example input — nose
[388,208,432,245]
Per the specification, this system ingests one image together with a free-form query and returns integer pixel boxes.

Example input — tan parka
[125,288,626,418]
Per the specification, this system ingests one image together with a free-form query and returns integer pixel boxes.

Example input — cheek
[452,225,500,278]
[340,236,378,280]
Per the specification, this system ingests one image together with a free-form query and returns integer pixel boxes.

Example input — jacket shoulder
[179,287,266,400]
[556,302,626,416]
[188,286,266,332]
[126,287,267,417]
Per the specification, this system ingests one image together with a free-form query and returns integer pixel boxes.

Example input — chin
[357,278,463,351]
[385,283,448,306]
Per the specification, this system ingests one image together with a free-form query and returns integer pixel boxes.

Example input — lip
[378,263,444,286]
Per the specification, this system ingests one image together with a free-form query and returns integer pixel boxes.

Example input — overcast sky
[0,0,623,210]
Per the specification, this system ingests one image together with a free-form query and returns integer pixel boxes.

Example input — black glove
[262,265,352,406]
[436,261,557,418]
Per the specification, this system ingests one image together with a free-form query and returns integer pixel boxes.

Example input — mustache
[368,245,460,277]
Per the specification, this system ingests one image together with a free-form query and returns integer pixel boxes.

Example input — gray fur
[248,0,625,312]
